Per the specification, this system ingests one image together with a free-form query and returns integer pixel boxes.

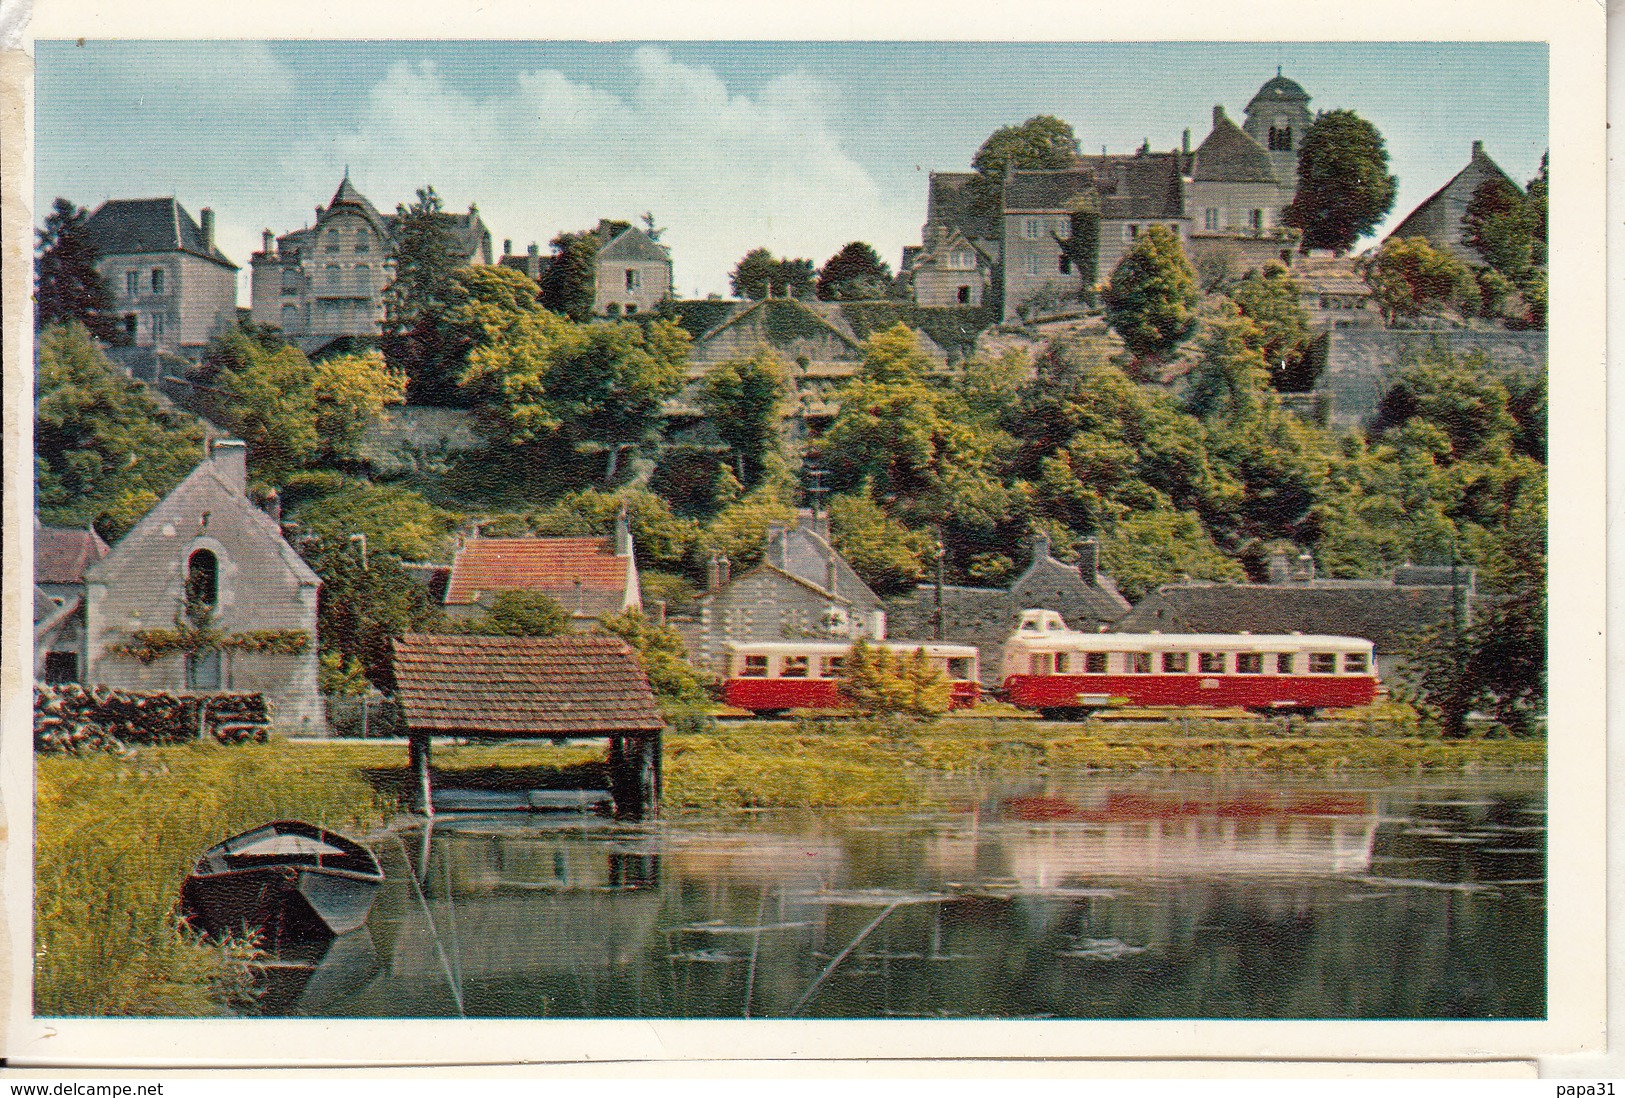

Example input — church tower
[1243,69,1314,203]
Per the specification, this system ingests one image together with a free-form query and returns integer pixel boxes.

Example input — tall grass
[34,739,391,1016]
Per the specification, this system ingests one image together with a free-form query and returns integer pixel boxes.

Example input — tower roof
[1191,105,1279,184]
[1247,71,1311,111]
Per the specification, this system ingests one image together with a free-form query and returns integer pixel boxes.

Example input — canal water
[251,771,1545,1020]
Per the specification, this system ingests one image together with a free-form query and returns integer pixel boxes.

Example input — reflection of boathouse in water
[932,790,1380,884]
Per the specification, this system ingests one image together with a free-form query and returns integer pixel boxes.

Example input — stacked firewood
[33,685,271,754]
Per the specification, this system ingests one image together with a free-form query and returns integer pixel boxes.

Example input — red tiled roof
[391,633,664,736]
[35,525,109,585]
[444,537,629,607]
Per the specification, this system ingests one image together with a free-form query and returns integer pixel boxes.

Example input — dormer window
[186,549,218,614]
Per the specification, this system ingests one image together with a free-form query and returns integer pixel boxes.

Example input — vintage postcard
[2,0,1608,1074]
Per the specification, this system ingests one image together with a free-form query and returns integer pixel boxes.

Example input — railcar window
[1236,653,1263,674]
[947,656,973,680]
[1343,653,1369,673]
[820,655,845,678]
[1130,652,1152,674]
[742,655,769,677]
[782,655,809,678]
[1275,653,1294,674]
[1198,652,1225,673]
[1085,652,1108,673]
[1309,653,1337,674]
[1161,652,1189,673]
[1029,653,1054,675]
[1054,652,1069,673]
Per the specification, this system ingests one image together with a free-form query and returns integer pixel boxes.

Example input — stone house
[1290,253,1379,331]
[82,440,325,733]
[594,226,673,317]
[906,172,1002,308]
[1184,105,1297,279]
[685,521,884,672]
[250,174,493,354]
[1113,549,1474,682]
[441,510,641,628]
[1239,71,1315,207]
[1387,142,1522,266]
[885,533,1131,683]
[82,197,238,357]
[33,521,110,684]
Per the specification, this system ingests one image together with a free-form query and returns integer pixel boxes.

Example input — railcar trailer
[720,640,981,716]
[1000,609,1378,719]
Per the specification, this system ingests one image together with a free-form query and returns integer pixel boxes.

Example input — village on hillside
[24,41,1563,1029]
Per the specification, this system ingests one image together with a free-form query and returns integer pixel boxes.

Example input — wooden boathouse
[390,633,665,819]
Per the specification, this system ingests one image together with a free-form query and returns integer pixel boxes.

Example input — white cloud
[320,48,913,296]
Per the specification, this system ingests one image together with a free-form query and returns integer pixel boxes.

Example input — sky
[34,40,1549,304]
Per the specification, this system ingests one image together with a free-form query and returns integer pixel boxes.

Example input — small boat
[180,820,384,944]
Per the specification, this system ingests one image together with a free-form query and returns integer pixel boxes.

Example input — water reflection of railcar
[720,641,980,717]
[999,609,1378,719]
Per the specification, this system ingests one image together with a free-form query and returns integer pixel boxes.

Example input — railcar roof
[1007,632,1373,651]
[724,641,979,656]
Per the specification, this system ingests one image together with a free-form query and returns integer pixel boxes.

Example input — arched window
[186,549,218,611]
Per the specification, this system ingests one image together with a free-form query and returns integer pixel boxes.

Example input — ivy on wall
[106,625,310,664]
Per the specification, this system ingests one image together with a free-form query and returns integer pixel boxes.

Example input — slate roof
[597,226,671,264]
[1191,107,1279,184]
[83,198,237,269]
[1246,73,1311,109]
[444,536,633,615]
[1073,154,1188,219]
[1389,144,1519,245]
[1114,582,1461,653]
[764,522,881,611]
[35,524,109,585]
[1003,169,1096,212]
[926,172,1002,241]
[391,633,663,736]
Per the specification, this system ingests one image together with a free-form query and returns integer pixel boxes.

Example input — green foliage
[463,310,690,456]
[597,608,713,707]
[319,649,372,697]
[1283,109,1398,253]
[382,185,470,404]
[969,114,1080,216]
[1359,237,1480,326]
[1370,357,1516,465]
[296,482,461,562]
[464,590,573,637]
[1462,174,1536,279]
[1184,301,1272,422]
[311,351,409,464]
[837,638,950,722]
[815,241,896,301]
[106,625,309,663]
[1524,152,1548,268]
[953,349,1031,432]
[539,218,629,321]
[1102,225,1200,368]
[698,488,798,571]
[35,323,205,541]
[699,348,787,490]
[827,493,934,596]
[35,198,127,344]
[729,247,816,300]
[522,486,698,571]
[442,263,545,346]
[296,535,443,690]
[1099,510,1246,603]
[639,569,700,618]
[1228,262,1312,374]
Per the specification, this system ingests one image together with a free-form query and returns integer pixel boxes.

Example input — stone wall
[1316,328,1547,429]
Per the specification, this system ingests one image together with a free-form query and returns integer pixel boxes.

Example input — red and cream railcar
[1000,609,1378,718]
[721,641,981,716]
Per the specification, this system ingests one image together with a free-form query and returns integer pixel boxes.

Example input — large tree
[815,241,895,301]
[729,247,815,300]
[699,347,788,489]
[1282,109,1397,253]
[35,199,126,344]
[1101,224,1200,370]
[35,323,204,540]
[382,186,469,404]
[1462,175,1535,279]
[969,115,1080,215]
[1359,236,1480,327]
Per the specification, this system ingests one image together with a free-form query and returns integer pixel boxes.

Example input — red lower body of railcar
[723,678,980,714]
[1003,672,1376,714]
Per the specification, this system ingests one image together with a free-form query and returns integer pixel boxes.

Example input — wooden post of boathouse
[390,633,665,819]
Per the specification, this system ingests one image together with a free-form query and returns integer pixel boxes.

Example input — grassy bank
[33,723,1541,1015]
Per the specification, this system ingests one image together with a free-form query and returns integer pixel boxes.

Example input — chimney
[613,503,632,558]
[528,242,539,257]
[261,229,274,254]
[1212,104,1226,126]
[718,553,730,589]
[504,238,513,256]
[826,550,838,598]
[1183,128,1191,155]
[1294,551,1316,582]
[261,488,281,527]
[200,207,215,251]
[209,438,248,495]
[1077,537,1099,582]
[707,553,722,592]
[315,207,323,222]
[1031,530,1051,565]
[1472,140,1484,159]
[1268,550,1291,585]
[765,523,787,569]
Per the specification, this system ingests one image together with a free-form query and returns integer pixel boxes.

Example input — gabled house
[1113,549,1474,681]
[82,197,239,357]
[82,440,324,733]
[250,174,493,354]
[687,520,884,672]
[1184,105,1296,277]
[1387,142,1522,267]
[885,533,1131,683]
[907,171,1003,308]
[33,521,109,683]
[442,510,641,627]
[594,226,673,317]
